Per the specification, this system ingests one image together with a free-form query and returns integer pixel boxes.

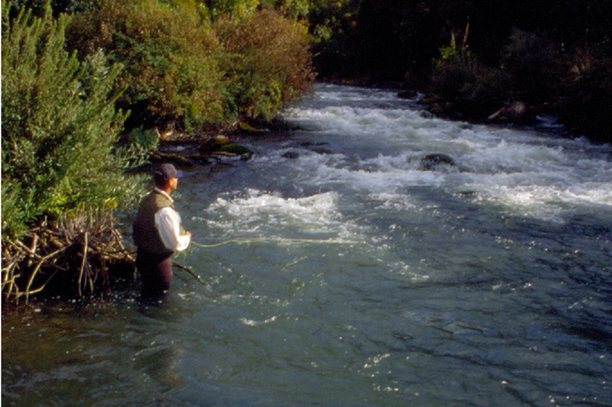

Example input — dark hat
[154,163,184,182]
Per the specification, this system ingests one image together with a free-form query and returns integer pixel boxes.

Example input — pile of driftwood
[1,214,135,303]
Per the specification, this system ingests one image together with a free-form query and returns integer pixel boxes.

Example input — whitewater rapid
[263,84,612,224]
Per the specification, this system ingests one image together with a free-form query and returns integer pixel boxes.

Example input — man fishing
[133,163,191,297]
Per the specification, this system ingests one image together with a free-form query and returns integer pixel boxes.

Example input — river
[2,84,612,406]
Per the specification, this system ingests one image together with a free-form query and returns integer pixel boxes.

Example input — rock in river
[420,153,456,171]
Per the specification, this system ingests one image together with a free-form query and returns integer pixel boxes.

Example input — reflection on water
[2,85,611,406]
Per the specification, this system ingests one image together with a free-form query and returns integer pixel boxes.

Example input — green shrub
[6,0,101,16]
[501,28,563,104]
[65,1,313,131]
[215,8,314,121]
[431,46,477,100]
[1,2,146,237]
[67,0,227,131]
[203,0,259,20]
[431,46,510,119]
[201,0,311,22]
[559,49,612,141]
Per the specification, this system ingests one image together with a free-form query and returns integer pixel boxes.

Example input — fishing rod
[171,261,210,288]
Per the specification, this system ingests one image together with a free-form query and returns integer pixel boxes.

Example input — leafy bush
[6,0,101,16]
[64,1,314,131]
[500,29,563,104]
[215,8,314,120]
[431,46,510,119]
[203,0,260,20]
[431,46,477,100]
[1,2,146,237]
[126,126,160,158]
[67,0,227,131]
[201,0,311,22]
[559,50,612,141]
[264,0,310,21]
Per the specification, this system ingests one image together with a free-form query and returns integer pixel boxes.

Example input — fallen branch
[78,232,88,297]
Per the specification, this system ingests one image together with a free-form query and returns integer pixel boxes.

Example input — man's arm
[155,207,191,251]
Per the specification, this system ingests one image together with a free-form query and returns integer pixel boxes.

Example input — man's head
[154,163,183,192]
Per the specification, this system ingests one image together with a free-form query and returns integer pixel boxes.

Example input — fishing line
[173,237,372,286]
[189,237,372,248]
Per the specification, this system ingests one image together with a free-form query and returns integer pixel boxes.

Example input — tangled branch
[1,214,135,303]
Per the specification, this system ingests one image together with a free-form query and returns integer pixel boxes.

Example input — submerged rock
[300,141,329,147]
[150,150,194,166]
[214,144,254,161]
[199,135,229,154]
[199,136,253,161]
[312,147,334,155]
[420,153,456,171]
[218,144,252,155]
[398,89,417,99]
[282,151,300,159]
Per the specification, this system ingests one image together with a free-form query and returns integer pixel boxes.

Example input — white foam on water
[280,84,612,223]
[202,189,362,239]
[368,193,417,211]
[239,316,278,327]
[284,105,429,140]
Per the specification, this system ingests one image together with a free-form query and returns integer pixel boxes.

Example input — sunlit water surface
[3,85,612,406]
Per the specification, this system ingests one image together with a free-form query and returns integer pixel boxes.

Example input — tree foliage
[500,29,564,104]
[6,0,610,141]
[1,0,317,235]
[65,0,314,131]
[66,0,227,131]
[308,0,611,139]
[431,45,511,120]
[215,8,314,120]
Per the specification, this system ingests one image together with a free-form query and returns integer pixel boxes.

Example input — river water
[3,84,612,406]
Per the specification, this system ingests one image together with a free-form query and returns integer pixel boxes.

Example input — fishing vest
[133,190,185,256]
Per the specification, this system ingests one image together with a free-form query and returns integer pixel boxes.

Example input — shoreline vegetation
[3,0,611,305]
